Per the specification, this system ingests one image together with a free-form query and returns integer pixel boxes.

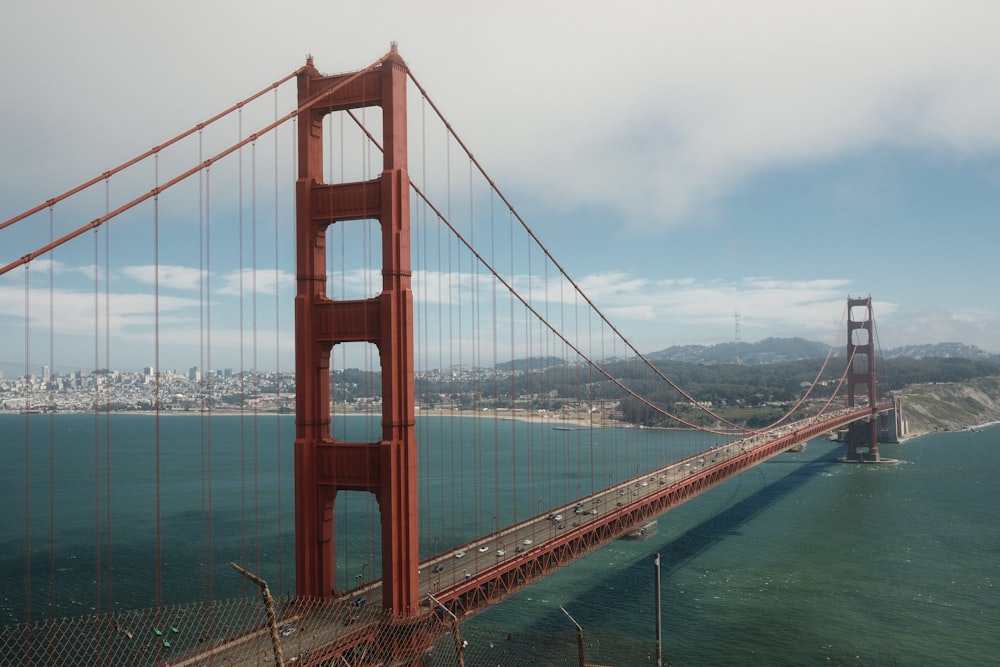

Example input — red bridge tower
[845,296,880,462]
[293,47,419,615]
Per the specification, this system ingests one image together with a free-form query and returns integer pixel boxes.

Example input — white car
[496,549,506,557]
[523,538,533,545]
[478,545,489,553]
[454,551,466,559]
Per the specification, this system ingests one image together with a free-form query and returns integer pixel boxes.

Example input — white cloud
[396,2,1000,228]
[216,268,296,297]
[880,307,1000,354]
[121,265,206,291]
[5,2,1000,230]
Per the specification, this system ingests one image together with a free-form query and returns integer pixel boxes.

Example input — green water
[2,414,998,665]
[463,427,1000,665]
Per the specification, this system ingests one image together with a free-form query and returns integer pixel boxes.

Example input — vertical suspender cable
[49,207,57,622]
[91,209,101,619]
[251,122,260,576]
[490,188,506,525]
[23,265,31,625]
[205,155,215,602]
[103,176,113,615]
[446,136,465,538]
[441,142,454,541]
[274,84,286,592]
[153,151,163,613]
[199,129,208,604]
[198,128,217,604]
[508,209,521,515]
[417,96,442,552]
[238,111,248,598]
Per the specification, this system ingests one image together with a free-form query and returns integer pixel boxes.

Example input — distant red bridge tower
[845,296,881,462]
[293,46,419,615]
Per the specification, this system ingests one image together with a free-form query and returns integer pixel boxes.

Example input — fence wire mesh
[0,596,659,666]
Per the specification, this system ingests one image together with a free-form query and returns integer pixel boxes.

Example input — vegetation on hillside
[340,353,1000,431]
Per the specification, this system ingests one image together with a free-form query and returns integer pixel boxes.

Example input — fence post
[428,594,465,667]
[560,606,586,667]
[231,562,284,667]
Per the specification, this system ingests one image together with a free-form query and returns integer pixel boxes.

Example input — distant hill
[647,337,831,365]
[495,356,566,372]
[882,342,998,361]
[646,338,999,366]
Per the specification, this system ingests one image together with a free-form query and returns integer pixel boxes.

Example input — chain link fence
[0,596,658,666]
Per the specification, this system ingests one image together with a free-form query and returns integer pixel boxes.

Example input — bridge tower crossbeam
[293,46,419,615]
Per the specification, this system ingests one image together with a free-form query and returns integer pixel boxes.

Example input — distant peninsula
[896,376,1000,437]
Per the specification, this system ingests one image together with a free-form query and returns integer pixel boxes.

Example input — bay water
[2,413,997,665]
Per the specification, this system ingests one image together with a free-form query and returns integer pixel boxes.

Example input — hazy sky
[2,1,999,373]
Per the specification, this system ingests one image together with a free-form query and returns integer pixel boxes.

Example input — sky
[2,1,999,374]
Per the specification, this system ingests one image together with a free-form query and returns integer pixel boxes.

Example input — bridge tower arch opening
[845,296,880,462]
[293,46,419,615]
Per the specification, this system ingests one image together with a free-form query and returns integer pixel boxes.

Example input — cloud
[121,265,206,291]
[585,275,858,350]
[398,3,1000,229]
[6,2,1000,232]
[216,268,296,297]
[879,307,1000,354]
[2,1,997,365]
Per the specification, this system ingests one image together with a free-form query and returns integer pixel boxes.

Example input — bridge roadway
[168,405,889,666]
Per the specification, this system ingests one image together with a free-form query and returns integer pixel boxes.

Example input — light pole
[654,552,663,667]
[535,500,543,541]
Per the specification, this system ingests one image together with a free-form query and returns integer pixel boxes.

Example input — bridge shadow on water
[478,441,841,635]
[650,451,838,576]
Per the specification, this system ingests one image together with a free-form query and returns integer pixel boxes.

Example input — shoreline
[9,409,999,440]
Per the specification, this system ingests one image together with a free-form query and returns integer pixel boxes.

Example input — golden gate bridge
[1,45,899,665]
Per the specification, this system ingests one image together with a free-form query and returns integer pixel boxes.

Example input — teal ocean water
[2,414,998,665]
[465,424,1000,665]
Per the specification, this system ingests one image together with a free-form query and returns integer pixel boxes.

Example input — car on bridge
[454,551,466,559]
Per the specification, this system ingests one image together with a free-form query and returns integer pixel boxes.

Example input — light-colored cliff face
[896,376,1000,436]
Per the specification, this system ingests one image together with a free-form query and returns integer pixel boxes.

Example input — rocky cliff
[896,376,1000,437]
